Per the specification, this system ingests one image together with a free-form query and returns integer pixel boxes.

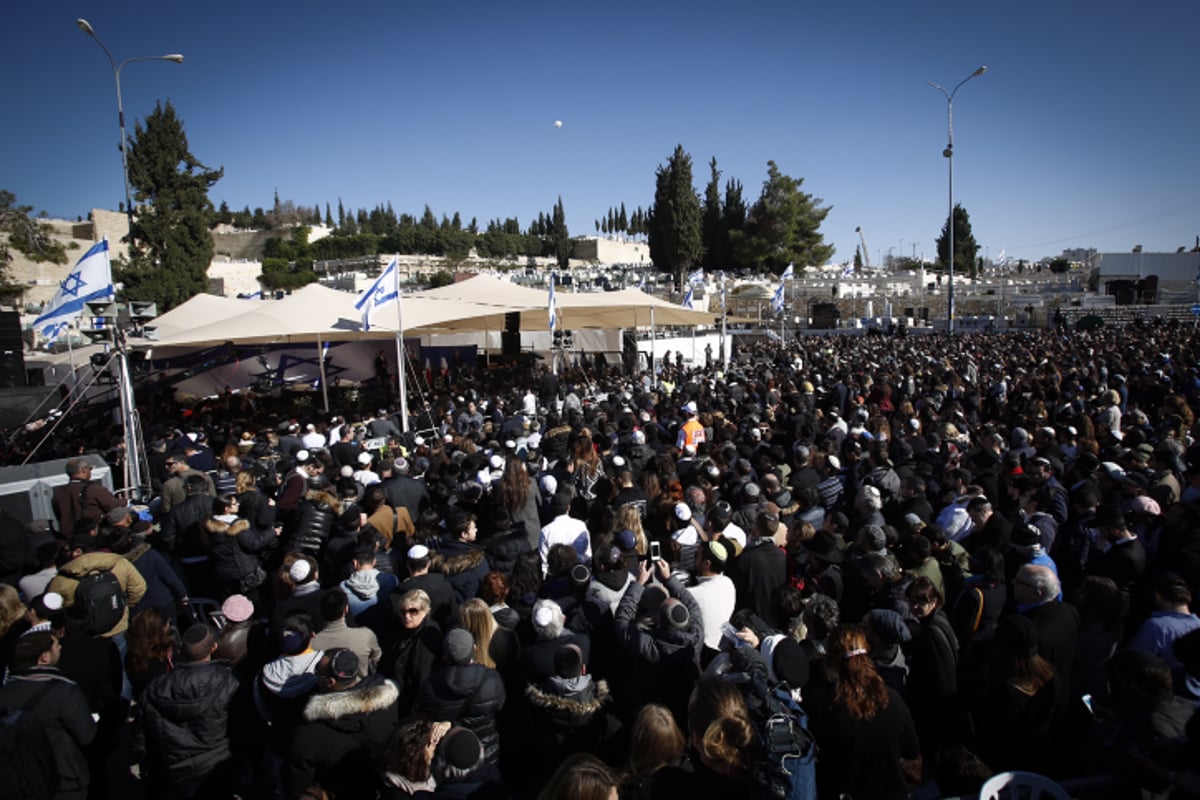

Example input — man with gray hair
[1014,563,1079,683]
[522,598,591,681]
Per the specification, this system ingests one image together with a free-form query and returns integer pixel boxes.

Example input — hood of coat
[205,517,251,537]
[303,676,399,723]
[525,678,609,717]
[431,544,486,576]
[303,489,343,514]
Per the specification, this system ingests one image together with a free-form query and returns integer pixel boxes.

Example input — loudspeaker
[0,311,21,352]
[504,312,520,335]
[0,354,25,389]
[501,331,521,357]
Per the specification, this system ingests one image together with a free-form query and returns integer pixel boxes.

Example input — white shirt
[301,430,326,450]
[539,513,591,575]
[690,574,737,650]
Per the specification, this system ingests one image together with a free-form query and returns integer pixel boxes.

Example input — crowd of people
[5,318,1200,799]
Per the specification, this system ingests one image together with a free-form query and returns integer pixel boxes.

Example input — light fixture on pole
[928,65,986,335]
[76,18,184,235]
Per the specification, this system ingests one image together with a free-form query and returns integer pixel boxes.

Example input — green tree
[731,161,833,274]
[121,101,222,310]
[647,144,702,283]
[935,203,980,279]
[548,196,570,267]
[0,190,71,303]
[721,179,747,271]
[701,157,724,271]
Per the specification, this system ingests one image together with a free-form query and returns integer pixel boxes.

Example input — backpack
[0,701,59,800]
[721,650,818,800]
[73,567,126,635]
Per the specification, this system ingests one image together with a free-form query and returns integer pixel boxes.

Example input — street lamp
[928,65,986,335]
[76,18,183,233]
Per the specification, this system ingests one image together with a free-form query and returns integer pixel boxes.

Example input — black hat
[439,728,484,773]
[770,638,810,688]
[805,529,845,564]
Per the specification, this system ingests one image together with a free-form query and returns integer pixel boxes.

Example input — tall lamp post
[76,18,183,233]
[76,18,182,502]
[928,65,986,335]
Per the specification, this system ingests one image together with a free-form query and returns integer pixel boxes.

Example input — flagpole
[650,305,656,386]
[720,273,729,371]
[393,255,409,433]
[317,337,329,414]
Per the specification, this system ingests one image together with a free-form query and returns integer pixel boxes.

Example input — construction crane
[855,226,871,269]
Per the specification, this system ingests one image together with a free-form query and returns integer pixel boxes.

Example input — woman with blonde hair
[0,584,25,638]
[651,677,755,797]
[614,504,648,556]
[458,598,497,669]
[626,703,685,786]
[808,624,921,799]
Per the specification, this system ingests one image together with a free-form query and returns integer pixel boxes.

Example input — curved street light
[928,65,986,334]
[76,18,184,231]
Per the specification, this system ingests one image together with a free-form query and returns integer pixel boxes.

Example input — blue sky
[6,1,1199,265]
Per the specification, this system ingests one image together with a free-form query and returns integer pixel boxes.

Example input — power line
[1008,196,1200,253]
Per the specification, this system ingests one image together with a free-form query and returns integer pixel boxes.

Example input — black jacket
[287,676,400,799]
[290,490,342,555]
[414,663,506,764]
[380,475,430,522]
[160,492,213,557]
[728,538,787,624]
[0,668,97,794]
[522,675,611,779]
[380,619,442,715]
[208,517,276,587]
[135,660,241,784]
[432,539,491,603]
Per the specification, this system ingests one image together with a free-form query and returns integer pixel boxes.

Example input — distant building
[571,236,650,266]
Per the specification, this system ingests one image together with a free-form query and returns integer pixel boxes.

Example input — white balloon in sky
[554,120,563,128]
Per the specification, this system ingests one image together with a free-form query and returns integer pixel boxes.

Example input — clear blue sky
[6,1,1199,265]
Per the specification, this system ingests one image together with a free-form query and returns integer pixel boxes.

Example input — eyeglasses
[400,608,422,616]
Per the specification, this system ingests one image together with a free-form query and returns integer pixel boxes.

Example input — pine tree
[549,196,570,267]
[701,157,724,271]
[618,202,628,233]
[647,144,702,284]
[325,203,333,228]
[730,160,833,274]
[721,179,747,271]
[935,203,980,278]
[121,101,222,310]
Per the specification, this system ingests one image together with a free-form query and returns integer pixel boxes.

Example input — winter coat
[207,517,276,588]
[483,524,534,576]
[414,663,506,764]
[523,675,611,768]
[0,668,97,795]
[124,542,189,616]
[614,577,704,719]
[160,492,214,557]
[287,676,400,799]
[728,538,787,625]
[381,619,442,715]
[135,660,241,784]
[291,490,343,555]
[431,538,491,603]
[48,551,148,637]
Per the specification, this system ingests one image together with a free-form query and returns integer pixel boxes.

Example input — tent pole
[721,273,729,371]
[393,256,409,433]
[650,305,656,385]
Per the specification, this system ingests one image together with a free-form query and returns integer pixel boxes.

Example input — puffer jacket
[614,576,704,720]
[208,517,277,587]
[522,675,612,782]
[431,538,491,602]
[290,490,342,554]
[482,524,532,576]
[135,660,241,784]
[286,676,400,799]
[414,663,506,764]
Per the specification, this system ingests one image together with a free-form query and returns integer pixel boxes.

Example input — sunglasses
[400,608,422,616]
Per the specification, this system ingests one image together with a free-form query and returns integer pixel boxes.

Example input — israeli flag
[771,281,785,315]
[681,285,694,309]
[995,249,1008,268]
[781,262,795,280]
[34,239,114,344]
[354,257,399,331]
[548,275,558,332]
[687,268,704,286]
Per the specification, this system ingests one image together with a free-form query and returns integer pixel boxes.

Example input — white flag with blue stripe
[770,281,785,315]
[354,258,399,331]
[781,262,794,280]
[548,275,558,332]
[34,239,114,343]
[995,249,1008,268]
[681,285,694,309]
[687,269,704,286]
